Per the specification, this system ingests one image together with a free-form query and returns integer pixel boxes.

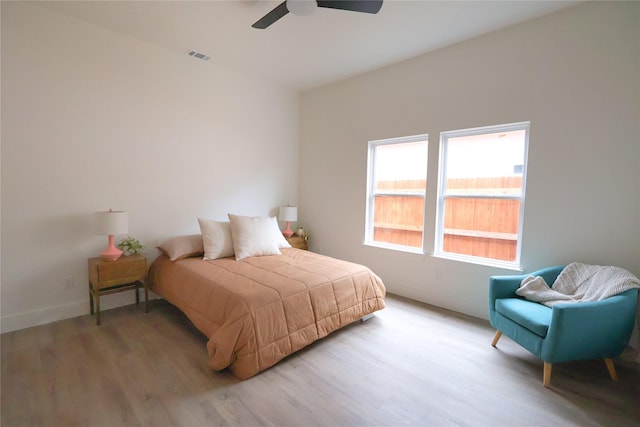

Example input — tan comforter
[146,248,386,379]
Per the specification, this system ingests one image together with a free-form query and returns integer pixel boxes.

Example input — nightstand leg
[144,281,149,313]
[135,281,140,306]
[95,293,101,326]
[89,283,94,315]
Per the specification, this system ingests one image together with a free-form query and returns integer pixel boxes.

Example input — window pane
[437,123,528,266]
[373,195,425,248]
[374,142,428,194]
[445,130,525,196]
[443,197,520,261]
[366,137,428,251]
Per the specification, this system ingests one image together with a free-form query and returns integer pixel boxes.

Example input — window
[365,135,428,252]
[435,122,529,267]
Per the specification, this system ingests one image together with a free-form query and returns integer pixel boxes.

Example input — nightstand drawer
[89,255,146,288]
[98,259,144,281]
[286,235,308,250]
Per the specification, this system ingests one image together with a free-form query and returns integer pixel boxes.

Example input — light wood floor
[2,295,639,427]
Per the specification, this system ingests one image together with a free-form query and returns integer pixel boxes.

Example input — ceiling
[34,0,580,92]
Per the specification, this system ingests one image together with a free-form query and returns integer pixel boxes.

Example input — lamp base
[282,221,294,238]
[100,235,123,261]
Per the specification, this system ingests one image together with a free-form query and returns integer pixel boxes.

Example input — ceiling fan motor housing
[287,0,318,16]
[252,0,383,29]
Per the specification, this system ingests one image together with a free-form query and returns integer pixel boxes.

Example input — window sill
[431,252,523,272]
[362,242,524,272]
[363,241,424,255]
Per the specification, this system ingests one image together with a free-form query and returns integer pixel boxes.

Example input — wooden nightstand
[88,254,148,325]
[286,235,308,250]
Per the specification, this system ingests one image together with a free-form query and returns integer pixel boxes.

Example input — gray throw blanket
[516,262,640,307]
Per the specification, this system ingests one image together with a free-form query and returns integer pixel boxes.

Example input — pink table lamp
[279,206,297,238]
[94,209,128,261]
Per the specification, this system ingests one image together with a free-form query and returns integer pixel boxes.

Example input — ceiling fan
[252,0,383,29]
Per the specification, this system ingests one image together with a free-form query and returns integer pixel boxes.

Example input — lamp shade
[94,210,128,236]
[278,206,298,222]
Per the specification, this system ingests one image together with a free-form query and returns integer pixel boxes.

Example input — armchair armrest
[542,288,639,362]
[489,274,527,301]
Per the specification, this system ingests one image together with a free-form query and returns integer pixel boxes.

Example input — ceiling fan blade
[317,0,383,14]
[252,1,289,29]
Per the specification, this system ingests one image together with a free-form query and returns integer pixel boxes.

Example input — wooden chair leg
[491,330,502,347]
[543,362,552,387]
[604,358,618,381]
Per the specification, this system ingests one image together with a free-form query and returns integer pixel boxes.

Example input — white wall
[1,3,299,332]
[299,1,640,320]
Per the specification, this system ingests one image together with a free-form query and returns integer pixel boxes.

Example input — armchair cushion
[495,298,551,338]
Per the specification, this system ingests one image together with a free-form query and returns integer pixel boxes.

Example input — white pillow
[270,216,292,249]
[227,214,291,261]
[198,218,235,260]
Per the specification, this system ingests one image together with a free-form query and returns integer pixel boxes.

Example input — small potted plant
[295,226,310,241]
[117,237,144,256]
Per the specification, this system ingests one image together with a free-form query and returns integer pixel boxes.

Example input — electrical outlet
[64,277,75,290]
[435,269,442,281]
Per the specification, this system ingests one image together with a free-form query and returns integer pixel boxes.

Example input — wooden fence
[374,177,521,261]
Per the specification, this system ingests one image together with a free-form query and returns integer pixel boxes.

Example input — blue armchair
[489,266,638,387]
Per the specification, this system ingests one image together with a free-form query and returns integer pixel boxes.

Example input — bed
[146,243,386,379]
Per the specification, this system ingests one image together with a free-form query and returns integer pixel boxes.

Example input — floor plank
[2,295,639,426]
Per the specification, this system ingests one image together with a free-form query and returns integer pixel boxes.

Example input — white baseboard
[1,300,87,333]
[1,289,157,333]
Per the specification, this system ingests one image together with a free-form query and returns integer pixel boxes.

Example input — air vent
[187,50,211,61]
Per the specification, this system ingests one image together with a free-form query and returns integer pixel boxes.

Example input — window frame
[364,134,429,253]
[434,122,530,269]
